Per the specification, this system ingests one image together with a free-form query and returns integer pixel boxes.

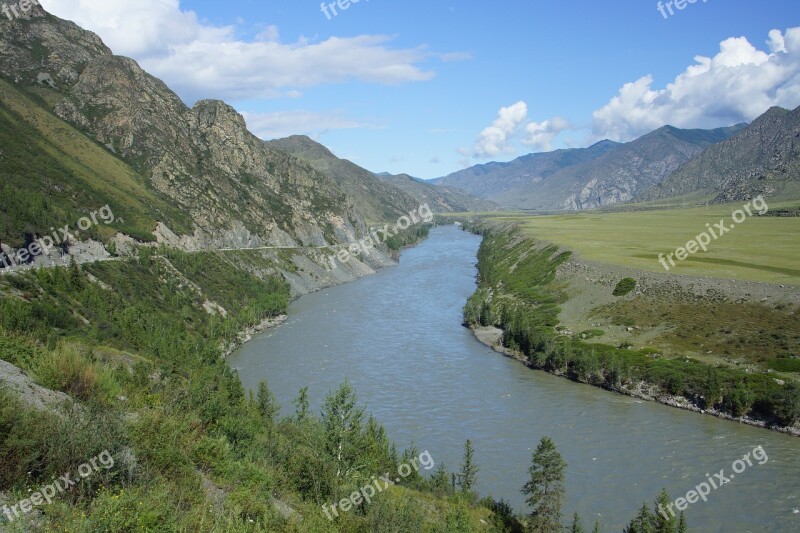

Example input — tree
[321,380,364,480]
[457,439,478,493]
[652,489,678,533]
[293,386,309,422]
[68,256,83,290]
[256,380,280,426]
[593,521,601,533]
[570,512,585,533]
[522,437,566,533]
[624,503,654,533]
[431,463,452,495]
[677,513,687,533]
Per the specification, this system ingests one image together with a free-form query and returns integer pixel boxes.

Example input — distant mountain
[518,124,746,210]
[434,125,745,210]
[645,106,800,203]
[431,140,619,201]
[375,173,498,212]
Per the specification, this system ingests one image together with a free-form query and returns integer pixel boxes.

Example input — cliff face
[0,5,407,251]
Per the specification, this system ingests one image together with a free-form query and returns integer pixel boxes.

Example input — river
[230,225,800,532]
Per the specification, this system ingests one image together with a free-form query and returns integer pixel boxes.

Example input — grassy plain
[450,200,800,285]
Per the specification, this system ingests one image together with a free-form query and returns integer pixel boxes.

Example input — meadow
[462,200,800,285]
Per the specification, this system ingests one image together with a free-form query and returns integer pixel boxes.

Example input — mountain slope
[645,106,800,203]
[266,135,420,224]
[515,124,745,210]
[375,172,498,212]
[0,6,412,252]
[431,140,619,200]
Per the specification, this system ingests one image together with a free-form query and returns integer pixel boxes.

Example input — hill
[645,106,800,203]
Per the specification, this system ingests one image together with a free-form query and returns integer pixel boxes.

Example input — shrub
[612,278,637,297]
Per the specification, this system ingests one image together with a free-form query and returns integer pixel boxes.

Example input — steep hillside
[645,106,800,203]
[266,135,421,225]
[0,6,412,254]
[375,172,498,212]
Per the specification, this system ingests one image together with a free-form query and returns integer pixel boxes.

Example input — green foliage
[458,439,479,494]
[522,437,566,533]
[463,226,800,426]
[613,278,637,297]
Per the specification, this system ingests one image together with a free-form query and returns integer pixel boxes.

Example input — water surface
[231,225,800,532]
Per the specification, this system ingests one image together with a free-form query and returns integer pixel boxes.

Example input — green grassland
[448,200,800,285]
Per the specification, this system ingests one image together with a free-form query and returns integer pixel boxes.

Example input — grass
[467,201,800,285]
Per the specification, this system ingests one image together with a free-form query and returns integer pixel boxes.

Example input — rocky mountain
[0,6,415,255]
[431,140,619,201]
[374,173,498,212]
[644,106,800,203]
[435,125,745,210]
[265,135,420,224]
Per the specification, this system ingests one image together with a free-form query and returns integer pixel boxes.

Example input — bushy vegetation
[612,278,637,297]
[462,225,800,428]
[0,250,502,531]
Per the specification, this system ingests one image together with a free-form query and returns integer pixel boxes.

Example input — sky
[38,0,800,179]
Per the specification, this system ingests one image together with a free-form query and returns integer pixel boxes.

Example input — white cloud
[592,27,800,141]
[472,101,528,158]
[523,116,570,152]
[40,0,436,102]
[242,110,371,140]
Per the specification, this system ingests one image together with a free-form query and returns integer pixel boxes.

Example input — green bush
[613,278,637,297]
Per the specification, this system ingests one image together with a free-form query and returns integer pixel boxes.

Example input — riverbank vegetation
[0,239,689,531]
[461,222,800,430]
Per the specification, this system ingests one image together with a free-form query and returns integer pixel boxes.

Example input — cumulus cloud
[242,110,371,140]
[40,0,436,102]
[471,101,528,158]
[592,27,800,141]
[523,116,570,152]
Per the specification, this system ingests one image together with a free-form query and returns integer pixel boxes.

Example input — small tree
[522,436,566,533]
[256,380,280,426]
[570,512,585,533]
[293,386,309,422]
[457,439,478,493]
[321,380,364,481]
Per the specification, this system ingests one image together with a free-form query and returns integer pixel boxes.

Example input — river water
[231,225,800,532]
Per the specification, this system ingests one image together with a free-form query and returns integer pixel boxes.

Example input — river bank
[470,324,800,437]
[460,221,800,436]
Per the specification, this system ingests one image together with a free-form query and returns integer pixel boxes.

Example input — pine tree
[431,463,452,495]
[68,256,83,290]
[522,436,566,533]
[677,513,687,533]
[653,489,678,533]
[293,386,309,422]
[256,380,280,426]
[593,521,601,533]
[570,512,585,533]
[457,439,478,493]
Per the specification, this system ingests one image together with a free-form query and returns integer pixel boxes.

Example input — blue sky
[41,1,800,179]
